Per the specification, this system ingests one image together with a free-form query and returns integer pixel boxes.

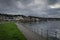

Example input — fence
[37,28,60,40]
[21,23,60,40]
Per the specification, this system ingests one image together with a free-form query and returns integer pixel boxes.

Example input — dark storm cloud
[47,9,60,15]
[0,0,47,16]
[19,0,33,5]
[0,0,15,12]
[0,0,14,7]
[46,8,60,18]
[47,0,60,17]
[0,0,33,7]
[0,0,60,17]
[0,0,33,13]
[48,0,57,5]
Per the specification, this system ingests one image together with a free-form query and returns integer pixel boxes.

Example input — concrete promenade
[16,23,42,40]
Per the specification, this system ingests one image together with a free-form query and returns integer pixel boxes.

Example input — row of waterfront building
[0,13,60,22]
[0,13,40,22]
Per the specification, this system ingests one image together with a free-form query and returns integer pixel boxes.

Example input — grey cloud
[19,0,33,5]
[47,0,60,17]
[0,0,47,16]
[48,0,57,5]
[0,0,60,18]
[46,8,60,18]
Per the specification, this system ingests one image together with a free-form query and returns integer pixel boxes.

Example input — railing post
[47,29,49,40]
[41,28,43,40]
[55,31,58,40]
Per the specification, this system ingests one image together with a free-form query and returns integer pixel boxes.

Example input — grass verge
[0,22,26,40]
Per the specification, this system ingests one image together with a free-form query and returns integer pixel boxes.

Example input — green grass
[0,22,26,40]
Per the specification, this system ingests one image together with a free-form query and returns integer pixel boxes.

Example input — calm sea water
[20,21,60,38]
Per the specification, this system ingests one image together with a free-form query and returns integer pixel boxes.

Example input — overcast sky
[0,0,60,18]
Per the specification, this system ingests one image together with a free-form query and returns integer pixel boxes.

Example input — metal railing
[39,28,60,40]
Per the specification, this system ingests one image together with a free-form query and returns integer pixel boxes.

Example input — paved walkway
[16,23,41,40]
